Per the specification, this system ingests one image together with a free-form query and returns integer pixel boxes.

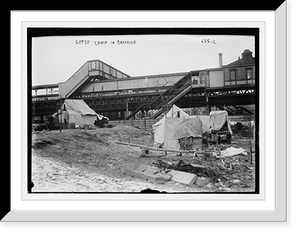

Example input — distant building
[223,49,255,86]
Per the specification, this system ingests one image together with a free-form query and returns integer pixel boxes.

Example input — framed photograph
[29,28,260,196]
[4,2,286,221]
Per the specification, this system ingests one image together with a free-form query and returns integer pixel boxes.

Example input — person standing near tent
[47,114,54,131]
[62,105,69,129]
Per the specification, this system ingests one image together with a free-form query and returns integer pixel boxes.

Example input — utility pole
[125,98,129,119]
[142,109,146,132]
[59,96,63,133]
[204,87,210,114]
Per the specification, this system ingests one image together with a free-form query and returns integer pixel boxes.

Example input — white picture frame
[6,2,287,222]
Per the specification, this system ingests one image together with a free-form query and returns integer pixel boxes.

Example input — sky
[32,34,255,86]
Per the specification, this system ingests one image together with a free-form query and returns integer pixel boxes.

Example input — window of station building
[199,71,206,86]
[225,71,230,81]
[225,69,237,85]
[230,70,236,81]
[246,68,253,79]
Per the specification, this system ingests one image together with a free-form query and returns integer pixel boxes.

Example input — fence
[108,118,158,132]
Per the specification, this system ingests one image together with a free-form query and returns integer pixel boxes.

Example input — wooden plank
[116,141,207,154]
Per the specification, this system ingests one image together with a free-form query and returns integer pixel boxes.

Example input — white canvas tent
[190,115,210,133]
[57,99,98,128]
[209,110,233,134]
[152,105,203,150]
[163,104,190,119]
[152,105,188,144]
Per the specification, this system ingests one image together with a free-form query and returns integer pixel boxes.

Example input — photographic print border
[4,1,287,221]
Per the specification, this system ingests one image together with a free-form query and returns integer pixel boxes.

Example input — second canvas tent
[152,105,203,150]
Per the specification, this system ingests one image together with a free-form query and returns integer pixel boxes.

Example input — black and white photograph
[30,28,258,194]
[4,2,290,225]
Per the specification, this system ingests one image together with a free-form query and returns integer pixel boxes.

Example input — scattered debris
[218,146,248,158]
[154,159,227,183]
[195,177,210,187]
[154,154,255,190]
[232,179,242,184]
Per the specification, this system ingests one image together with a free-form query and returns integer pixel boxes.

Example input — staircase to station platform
[58,61,90,99]
[58,60,130,99]
[125,73,192,120]
[150,81,192,119]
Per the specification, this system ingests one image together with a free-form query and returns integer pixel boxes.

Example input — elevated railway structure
[32,49,256,122]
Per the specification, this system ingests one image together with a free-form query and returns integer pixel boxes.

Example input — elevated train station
[32,49,256,123]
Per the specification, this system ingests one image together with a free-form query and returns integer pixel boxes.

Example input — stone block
[167,170,197,186]
[124,165,171,184]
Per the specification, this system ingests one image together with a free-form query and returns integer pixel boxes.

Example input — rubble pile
[152,146,255,192]
[154,159,227,183]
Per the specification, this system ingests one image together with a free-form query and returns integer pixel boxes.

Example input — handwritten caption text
[75,39,137,46]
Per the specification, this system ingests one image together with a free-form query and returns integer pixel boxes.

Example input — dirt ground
[31,125,256,193]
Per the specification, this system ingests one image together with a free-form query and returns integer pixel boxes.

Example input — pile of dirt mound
[32,139,56,149]
[32,128,143,178]
[32,133,64,149]
[111,124,143,136]
[106,124,152,145]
